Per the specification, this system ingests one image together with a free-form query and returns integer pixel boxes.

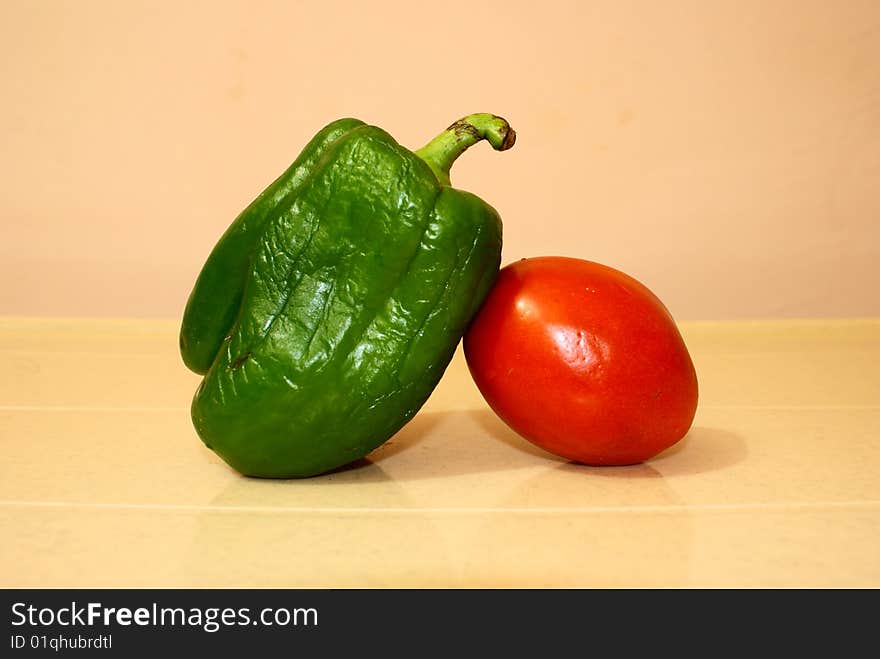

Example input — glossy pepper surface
[180,113,515,478]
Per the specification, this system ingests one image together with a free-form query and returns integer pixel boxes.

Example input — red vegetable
[464,256,698,465]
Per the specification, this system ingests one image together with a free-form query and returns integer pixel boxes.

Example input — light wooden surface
[1,316,878,587]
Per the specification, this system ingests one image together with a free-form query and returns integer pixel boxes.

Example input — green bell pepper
[180,113,515,478]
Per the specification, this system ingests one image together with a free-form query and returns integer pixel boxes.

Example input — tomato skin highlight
[463,256,698,466]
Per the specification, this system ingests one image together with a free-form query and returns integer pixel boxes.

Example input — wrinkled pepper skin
[180,114,515,478]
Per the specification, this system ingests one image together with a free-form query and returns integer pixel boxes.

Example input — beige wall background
[2,0,878,321]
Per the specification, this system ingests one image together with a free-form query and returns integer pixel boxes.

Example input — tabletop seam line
[1,500,879,514]
[1,404,880,412]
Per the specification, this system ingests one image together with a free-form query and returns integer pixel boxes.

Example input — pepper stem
[414,113,516,186]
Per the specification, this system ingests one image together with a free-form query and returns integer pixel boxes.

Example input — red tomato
[464,256,698,465]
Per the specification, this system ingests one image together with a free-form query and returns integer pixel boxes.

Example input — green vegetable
[180,113,515,478]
